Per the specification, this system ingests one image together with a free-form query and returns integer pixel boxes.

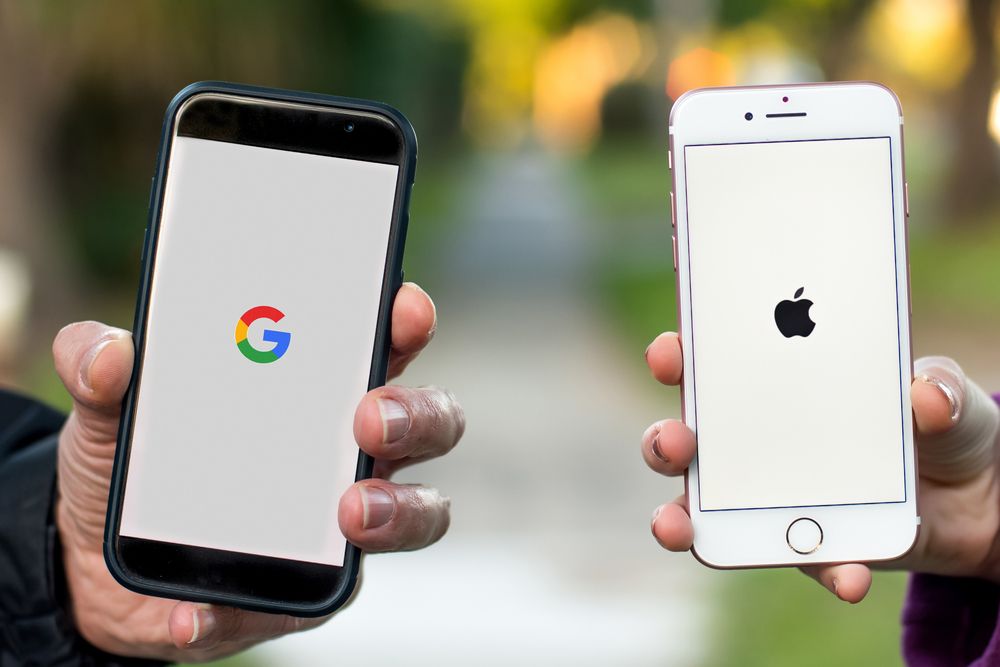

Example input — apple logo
[774,287,816,338]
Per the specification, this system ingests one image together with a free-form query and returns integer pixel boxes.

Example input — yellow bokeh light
[865,0,970,89]
[988,88,1000,144]
[445,0,563,147]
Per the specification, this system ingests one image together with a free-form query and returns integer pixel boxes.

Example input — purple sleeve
[902,575,1000,665]
[901,394,1000,666]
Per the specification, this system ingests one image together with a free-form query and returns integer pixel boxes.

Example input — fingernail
[378,398,410,443]
[427,314,438,342]
[188,606,217,644]
[409,283,438,342]
[644,342,652,361]
[651,430,669,464]
[79,331,128,391]
[918,374,961,422]
[832,578,840,597]
[360,485,395,529]
[651,505,663,528]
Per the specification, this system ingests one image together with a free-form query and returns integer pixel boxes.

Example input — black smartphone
[105,82,416,616]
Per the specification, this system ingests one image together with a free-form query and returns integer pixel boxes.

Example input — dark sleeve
[0,388,168,666]
[902,574,1000,666]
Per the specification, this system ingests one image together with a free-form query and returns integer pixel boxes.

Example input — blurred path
[253,151,711,666]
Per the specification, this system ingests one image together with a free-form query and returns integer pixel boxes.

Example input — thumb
[53,321,134,431]
[912,356,999,483]
[54,321,134,547]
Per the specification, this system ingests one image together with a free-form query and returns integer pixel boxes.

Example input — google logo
[235,306,291,363]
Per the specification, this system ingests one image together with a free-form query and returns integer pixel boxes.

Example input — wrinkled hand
[642,331,1000,602]
[54,283,464,662]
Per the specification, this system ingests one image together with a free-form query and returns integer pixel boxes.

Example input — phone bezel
[104,82,416,615]
[669,82,918,568]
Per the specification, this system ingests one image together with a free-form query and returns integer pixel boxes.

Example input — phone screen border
[683,135,907,513]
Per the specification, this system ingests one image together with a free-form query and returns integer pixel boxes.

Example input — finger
[53,321,134,434]
[168,601,324,652]
[912,356,1000,483]
[388,282,437,379]
[641,419,695,476]
[800,563,872,603]
[339,480,451,553]
[645,332,682,386]
[354,385,465,465]
[651,496,694,552]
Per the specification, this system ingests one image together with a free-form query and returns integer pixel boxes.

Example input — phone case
[104,81,417,615]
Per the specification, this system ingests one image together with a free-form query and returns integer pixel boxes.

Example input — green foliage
[710,570,907,666]
[603,267,677,348]
[909,216,1000,317]
[717,0,874,29]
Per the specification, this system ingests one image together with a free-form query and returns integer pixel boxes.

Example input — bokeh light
[533,13,653,151]
[865,0,971,89]
[666,47,736,101]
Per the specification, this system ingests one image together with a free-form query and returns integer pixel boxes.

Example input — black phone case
[104,81,417,616]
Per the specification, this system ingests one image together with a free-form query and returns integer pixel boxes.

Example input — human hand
[643,331,1000,602]
[54,282,464,661]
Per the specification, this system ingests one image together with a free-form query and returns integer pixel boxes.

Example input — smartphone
[668,82,917,567]
[105,82,416,615]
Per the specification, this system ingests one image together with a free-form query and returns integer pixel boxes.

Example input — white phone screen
[684,137,907,512]
[119,135,399,565]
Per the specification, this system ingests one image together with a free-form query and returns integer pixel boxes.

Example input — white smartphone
[668,82,917,568]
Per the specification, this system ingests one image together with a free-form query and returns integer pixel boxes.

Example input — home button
[786,518,823,555]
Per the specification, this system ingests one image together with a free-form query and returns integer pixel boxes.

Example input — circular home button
[786,518,823,555]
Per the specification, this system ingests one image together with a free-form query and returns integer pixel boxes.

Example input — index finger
[645,332,682,386]
[388,282,437,379]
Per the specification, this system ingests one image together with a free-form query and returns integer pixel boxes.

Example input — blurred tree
[947,0,1000,219]
[0,0,467,350]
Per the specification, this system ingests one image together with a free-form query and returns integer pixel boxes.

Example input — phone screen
[683,137,907,512]
[119,131,398,566]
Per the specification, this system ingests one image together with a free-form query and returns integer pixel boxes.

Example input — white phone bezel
[669,82,918,568]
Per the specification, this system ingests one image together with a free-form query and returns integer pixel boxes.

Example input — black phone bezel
[104,81,416,617]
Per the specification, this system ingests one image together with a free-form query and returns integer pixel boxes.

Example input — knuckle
[395,485,451,550]
[417,385,465,446]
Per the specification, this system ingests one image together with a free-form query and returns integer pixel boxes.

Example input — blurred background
[3,0,1000,665]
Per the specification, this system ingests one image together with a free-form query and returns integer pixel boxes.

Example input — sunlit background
[3,1,1000,665]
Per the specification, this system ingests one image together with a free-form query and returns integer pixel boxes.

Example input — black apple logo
[774,287,816,338]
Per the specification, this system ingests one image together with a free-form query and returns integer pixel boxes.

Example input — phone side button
[669,191,676,228]
[671,235,678,271]
[904,181,910,217]
[786,517,823,555]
